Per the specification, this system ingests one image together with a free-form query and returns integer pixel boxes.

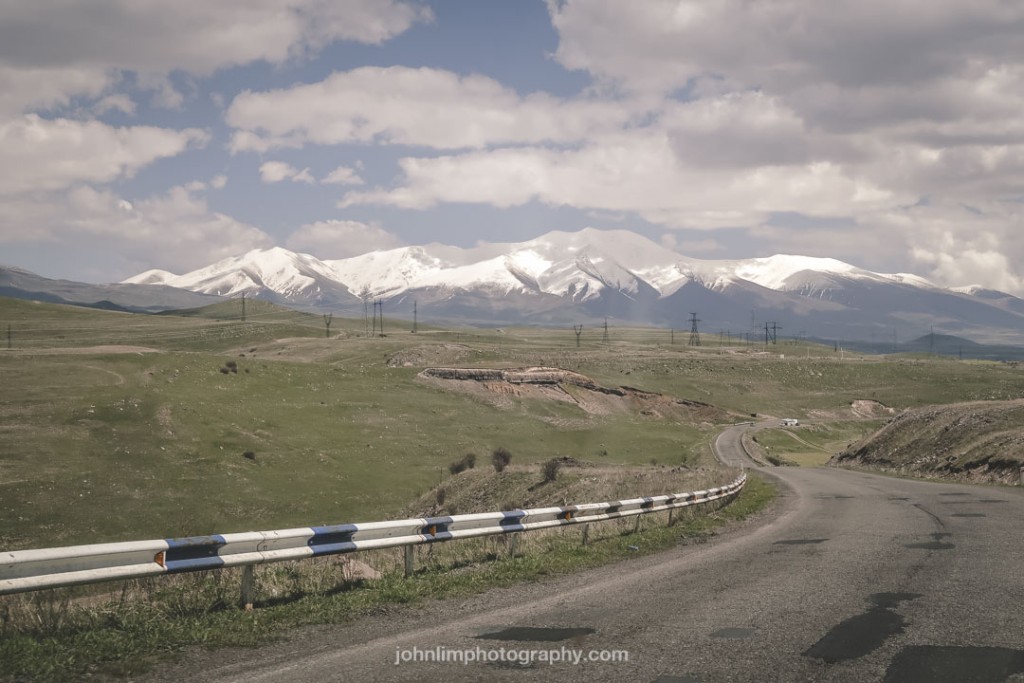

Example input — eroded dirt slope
[418,366,727,422]
[831,399,1024,484]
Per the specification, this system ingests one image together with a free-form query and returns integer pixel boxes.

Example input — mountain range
[5,228,1024,344]
[0,265,222,312]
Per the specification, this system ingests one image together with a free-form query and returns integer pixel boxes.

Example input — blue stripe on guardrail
[421,516,454,542]
[308,524,359,556]
[163,535,228,572]
[499,510,526,532]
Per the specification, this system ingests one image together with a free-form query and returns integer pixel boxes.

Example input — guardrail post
[240,565,255,611]
[668,508,674,526]
[403,546,414,578]
[508,533,519,558]
[633,515,641,534]
[581,524,590,547]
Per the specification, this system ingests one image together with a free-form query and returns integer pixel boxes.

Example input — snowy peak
[121,231,942,304]
[732,255,859,290]
[123,269,177,286]
[126,247,358,303]
[117,228,1024,343]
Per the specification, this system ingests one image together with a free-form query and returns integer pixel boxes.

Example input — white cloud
[0,1,432,76]
[0,1,431,117]
[0,115,207,195]
[227,66,643,152]
[259,160,315,184]
[548,0,1024,95]
[339,131,906,229]
[285,219,403,257]
[0,65,113,118]
[0,184,273,275]
[873,202,1024,292]
[322,165,364,185]
[210,174,228,189]
[92,94,136,116]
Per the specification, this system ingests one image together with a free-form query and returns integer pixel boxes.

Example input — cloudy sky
[2,1,1023,292]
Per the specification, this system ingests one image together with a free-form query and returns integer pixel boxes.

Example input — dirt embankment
[418,366,726,422]
[809,398,895,421]
[831,399,1024,485]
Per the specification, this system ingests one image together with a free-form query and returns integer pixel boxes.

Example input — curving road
[155,425,1024,683]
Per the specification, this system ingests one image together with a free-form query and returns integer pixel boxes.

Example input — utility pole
[323,313,332,339]
[573,324,583,348]
[602,317,609,344]
[241,292,246,322]
[688,313,701,346]
[6,324,10,350]
[670,328,675,345]
[412,300,418,333]
[375,301,385,337]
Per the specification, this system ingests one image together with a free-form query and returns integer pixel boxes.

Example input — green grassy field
[4,297,1024,550]
[753,421,888,466]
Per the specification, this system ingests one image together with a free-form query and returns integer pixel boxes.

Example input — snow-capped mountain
[122,228,1024,343]
[124,247,361,307]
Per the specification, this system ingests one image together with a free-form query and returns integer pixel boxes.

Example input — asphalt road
[153,426,1024,682]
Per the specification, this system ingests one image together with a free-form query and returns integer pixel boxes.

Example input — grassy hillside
[831,400,1024,484]
[4,296,1024,550]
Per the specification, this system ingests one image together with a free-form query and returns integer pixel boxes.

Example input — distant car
[781,418,799,426]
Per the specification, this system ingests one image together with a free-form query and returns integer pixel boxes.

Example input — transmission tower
[688,312,701,346]
[372,301,385,337]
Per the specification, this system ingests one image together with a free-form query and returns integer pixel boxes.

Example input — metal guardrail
[0,473,746,597]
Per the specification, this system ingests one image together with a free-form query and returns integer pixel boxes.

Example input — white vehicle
[781,418,800,427]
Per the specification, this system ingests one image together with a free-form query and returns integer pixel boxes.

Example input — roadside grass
[753,421,888,467]
[0,474,774,683]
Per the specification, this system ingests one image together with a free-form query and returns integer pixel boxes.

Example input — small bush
[435,486,446,506]
[219,367,230,374]
[242,451,256,461]
[491,447,512,473]
[449,452,478,475]
[542,458,561,483]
